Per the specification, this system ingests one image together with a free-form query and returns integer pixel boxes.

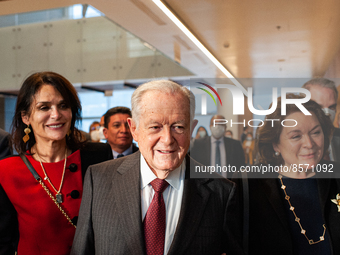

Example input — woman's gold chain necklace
[37,148,67,203]
[278,174,326,245]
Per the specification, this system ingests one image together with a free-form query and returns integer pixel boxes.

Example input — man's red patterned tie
[143,178,169,255]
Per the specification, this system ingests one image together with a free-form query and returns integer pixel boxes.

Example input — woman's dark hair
[257,94,334,165]
[11,71,83,154]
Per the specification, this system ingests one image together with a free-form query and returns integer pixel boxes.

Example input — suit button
[68,163,78,172]
[71,216,78,226]
[70,190,80,199]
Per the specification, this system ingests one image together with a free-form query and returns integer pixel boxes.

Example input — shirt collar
[140,154,185,191]
[112,144,133,158]
[211,135,224,143]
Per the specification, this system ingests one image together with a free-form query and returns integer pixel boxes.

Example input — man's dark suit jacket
[71,151,243,255]
[190,136,245,172]
[0,129,12,160]
[132,143,139,153]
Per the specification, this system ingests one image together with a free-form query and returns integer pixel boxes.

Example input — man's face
[103,113,133,153]
[210,115,226,139]
[128,91,194,177]
[309,85,337,111]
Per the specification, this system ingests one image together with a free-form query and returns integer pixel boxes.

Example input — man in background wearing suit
[302,78,340,162]
[190,115,245,178]
[71,80,243,255]
[103,106,138,158]
[0,128,12,159]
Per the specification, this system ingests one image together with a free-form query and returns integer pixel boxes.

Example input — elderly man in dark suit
[71,80,243,255]
[0,128,12,159]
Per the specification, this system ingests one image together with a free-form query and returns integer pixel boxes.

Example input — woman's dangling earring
[23,125,31,143]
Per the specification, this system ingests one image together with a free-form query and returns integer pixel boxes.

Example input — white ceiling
[1,0,340,82]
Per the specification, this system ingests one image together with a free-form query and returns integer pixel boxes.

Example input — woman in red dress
[0,72,112,255]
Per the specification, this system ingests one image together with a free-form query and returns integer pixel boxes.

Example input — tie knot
[216,140,220,145]
[117,154,124,158]
[150,178,169,193]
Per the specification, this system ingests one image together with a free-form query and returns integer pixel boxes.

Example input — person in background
[0,71,113,255]
[240,126,249,143]
[225,130,233,139]
[194,126,208,139]
[0,128,12,159]
[302,78,340,162]
[302,78,338,123]
[103,106,138,158]
[191,115,245,178]
[241,95,340,254]
[90,117,106,143]
[89,121,100,142]
[242,132,254,165]
[71,80,243,255]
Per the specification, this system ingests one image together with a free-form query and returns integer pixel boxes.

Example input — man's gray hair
[131,80,195,127]
[302,78,338,102]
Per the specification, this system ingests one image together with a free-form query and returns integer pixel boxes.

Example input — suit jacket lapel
[111,151,145,254]
[168,156,211,255]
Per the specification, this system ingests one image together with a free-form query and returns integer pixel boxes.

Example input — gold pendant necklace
[278,174,326,245]
[37,148,67,204]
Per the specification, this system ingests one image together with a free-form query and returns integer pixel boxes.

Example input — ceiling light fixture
[152,0,247,94]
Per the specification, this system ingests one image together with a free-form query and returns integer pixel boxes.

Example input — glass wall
[79,89,134,132]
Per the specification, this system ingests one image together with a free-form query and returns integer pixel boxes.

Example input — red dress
[0,151,83,255]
